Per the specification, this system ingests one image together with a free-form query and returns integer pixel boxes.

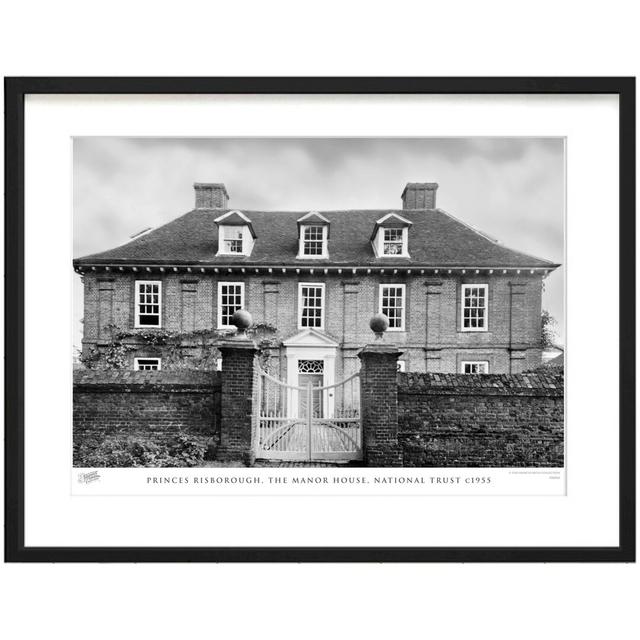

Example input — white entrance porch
[282,328,338,418]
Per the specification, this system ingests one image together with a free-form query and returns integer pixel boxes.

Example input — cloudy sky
[73,137,565,352]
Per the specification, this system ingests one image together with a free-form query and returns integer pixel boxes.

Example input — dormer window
[371,213,412,258]
[222,226,244,253]
[383,228,405,255]
[214,211,256,257]
[302,225,326,256]
[297,212,330,259]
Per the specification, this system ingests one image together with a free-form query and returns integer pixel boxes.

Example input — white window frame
[134,280,162,328]
[217,282,245,329]
[298,224,328,259]
[298,282,325,329]
[217,224,255,256]
[134,357,162,371]
[461,283,489,332]
[214,211,255,257]
[461,360,489,374]
[381,227,407,256]
[379,283,406,332]
[220,226,244,254]
[372,214,411,258]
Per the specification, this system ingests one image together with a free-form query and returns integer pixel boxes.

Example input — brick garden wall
[397,370,564,467]
[73,365,564,468]
[73,370,220,466]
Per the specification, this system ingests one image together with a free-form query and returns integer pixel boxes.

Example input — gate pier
[216,319,259,465]
[357,316,403,467]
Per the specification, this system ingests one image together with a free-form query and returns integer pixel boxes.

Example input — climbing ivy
[79,322,280,371]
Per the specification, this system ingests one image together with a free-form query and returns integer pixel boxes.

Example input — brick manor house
[74,181,559,386]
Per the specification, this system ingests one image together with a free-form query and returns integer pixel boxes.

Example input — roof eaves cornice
[73,260,560,273]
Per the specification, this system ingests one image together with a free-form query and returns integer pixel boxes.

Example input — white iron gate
[255,368,362,461]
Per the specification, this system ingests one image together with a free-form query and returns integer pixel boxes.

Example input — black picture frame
[4,77,635,563]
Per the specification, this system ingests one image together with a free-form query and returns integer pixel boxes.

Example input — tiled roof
[74,208,559,269]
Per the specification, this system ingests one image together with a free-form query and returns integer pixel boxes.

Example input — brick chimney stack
[401,182,438,209]
[194,183,229,209]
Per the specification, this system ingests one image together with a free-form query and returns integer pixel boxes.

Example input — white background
[1,1,638,639]
[25,94,610,548]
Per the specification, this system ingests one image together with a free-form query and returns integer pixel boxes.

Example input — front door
[298,373,323,418]
[296,359,325,419]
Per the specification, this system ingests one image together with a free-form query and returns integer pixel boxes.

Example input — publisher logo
[78,470,101,484]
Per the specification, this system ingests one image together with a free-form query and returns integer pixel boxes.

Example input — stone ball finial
[369,313,389,340]
[231,309,253,337]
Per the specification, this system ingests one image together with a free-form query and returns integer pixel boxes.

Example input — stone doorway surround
[282,328,338,418]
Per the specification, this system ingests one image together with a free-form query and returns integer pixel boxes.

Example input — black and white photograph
[2,4,637,637]
[72,137,565,470]
[4,74,634,568]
